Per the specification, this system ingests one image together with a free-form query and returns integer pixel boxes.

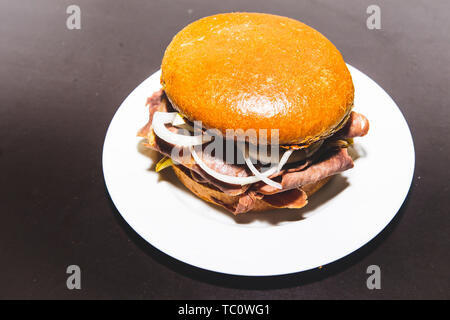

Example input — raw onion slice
[152,112,210,146]
[190,147,278,186]
[277,149,294,171]
[244,155,282,189]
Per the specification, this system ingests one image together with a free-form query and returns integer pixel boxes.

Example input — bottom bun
[172,165,331,213]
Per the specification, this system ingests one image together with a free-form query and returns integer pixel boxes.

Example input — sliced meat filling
[261,188,308,209]
[335,111,370,138]
[253,148,353,195]
[139,90,368,214]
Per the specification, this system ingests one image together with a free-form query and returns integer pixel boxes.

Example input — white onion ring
[244,156,282,189]
[152,112,324,189]
[190,147,278,186]
[152,112,210,146]
[277,149,294,171]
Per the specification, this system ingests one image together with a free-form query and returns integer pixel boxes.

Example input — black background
[0,0,449,299]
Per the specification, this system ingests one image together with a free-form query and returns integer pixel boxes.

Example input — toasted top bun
[161,12,354,145]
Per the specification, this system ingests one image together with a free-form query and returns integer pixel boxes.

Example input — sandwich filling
[139,90,369,214]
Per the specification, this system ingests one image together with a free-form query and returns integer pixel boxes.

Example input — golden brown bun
[172,165,331,214]
[161,12,354,145]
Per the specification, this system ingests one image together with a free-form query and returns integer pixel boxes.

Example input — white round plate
[103,65,415,276]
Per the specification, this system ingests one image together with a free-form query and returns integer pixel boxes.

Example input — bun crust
[172,165,331,213]
[161,12,354,145]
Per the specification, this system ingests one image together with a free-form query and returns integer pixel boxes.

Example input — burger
[138,12,369,214]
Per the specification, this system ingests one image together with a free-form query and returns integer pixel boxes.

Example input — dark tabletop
[1,0,449,300]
